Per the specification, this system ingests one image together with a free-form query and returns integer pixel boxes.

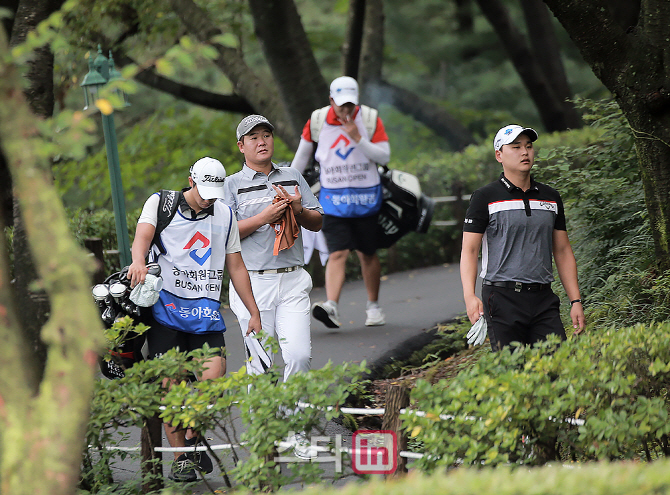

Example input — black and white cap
[236,114,275,141]
[190,157,226,199]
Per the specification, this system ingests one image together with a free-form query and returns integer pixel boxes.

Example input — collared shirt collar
[241,162,279,179]
[499,173,539,193]
[178,187,215,218]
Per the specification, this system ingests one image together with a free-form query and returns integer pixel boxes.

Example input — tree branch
[114,53,254,113]
[169,0,295,144]
[377,80,476,151]
[247,0,328,138]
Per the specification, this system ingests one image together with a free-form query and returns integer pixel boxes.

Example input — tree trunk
[8,0,60,389]
[358,0,384,92]
[0,0,19,47]
[248,0,328,141]
[343,0,366,78]
[170,0,296,145]
[475,0,575,132]
[520,0,581,128]
[541,0,670,268]
[0,27,105,495]
[455,0,474,34]
[0,146,12,228]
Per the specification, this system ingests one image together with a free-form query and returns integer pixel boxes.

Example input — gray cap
[236,114,274,141]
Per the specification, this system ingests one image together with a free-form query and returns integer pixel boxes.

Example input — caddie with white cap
[290,76,392,330]
[189,156,227,199]
[460,123,585,352]
[126,156,261,482]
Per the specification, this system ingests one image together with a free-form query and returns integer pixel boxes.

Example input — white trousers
[229,267,313,381]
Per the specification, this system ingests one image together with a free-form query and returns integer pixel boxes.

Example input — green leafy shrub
[83,336,367,492]
[405,321,670,471]
[67,206,140,273]
[270,456,670,495]
[55,106,294,212]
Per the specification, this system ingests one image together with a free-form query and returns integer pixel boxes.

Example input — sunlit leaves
[95,99,114,115]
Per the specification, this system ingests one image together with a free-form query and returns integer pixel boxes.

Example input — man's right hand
[465,295,484,325]
[245,313,262,336]
[127,261,148,288]
[262,196,290,224]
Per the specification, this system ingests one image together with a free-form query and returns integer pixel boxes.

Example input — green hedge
[405,321,670,470]
[279,459,670,495]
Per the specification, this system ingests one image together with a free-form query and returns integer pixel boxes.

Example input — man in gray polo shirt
[460,124,585,351]
[223,115,323,381]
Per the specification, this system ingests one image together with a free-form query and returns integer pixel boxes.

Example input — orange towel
[271,197,300,256]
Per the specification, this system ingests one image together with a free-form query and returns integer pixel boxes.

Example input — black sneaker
[185,436,213,474]
[168,453,197,482]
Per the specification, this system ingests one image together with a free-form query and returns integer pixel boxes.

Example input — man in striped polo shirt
[223,115,323,381]
[460,124,585,351]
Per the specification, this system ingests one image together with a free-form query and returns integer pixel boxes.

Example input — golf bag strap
[152,189,181,249]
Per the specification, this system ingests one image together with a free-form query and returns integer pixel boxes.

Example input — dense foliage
[534,99,663,328]
[406,320,670,469]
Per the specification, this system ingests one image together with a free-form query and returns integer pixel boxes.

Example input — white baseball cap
[190,157,226,199]
[330,76,359,106]
[493,124,538,151]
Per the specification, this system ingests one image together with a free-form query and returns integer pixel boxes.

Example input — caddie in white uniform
[128,157,261,482]
[291,76,391,329]
[223,115,324,382]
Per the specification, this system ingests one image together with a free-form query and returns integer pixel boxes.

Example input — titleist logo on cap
[200,175,225,183]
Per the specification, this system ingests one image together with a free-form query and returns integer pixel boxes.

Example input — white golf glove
[467,316,487,346]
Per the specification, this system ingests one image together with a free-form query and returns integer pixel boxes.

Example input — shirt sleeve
[463,189,489,233]
[300,119,313,142]
[290,138,314,174]
[356,138,390,165]
[370,116,389,143]
[225,214,242,254]
[222,178,237,213]
[137,193,160,226]
[297,171,324,214]
[554,194,567,231]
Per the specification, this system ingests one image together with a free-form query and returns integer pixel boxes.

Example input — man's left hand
[272,185,303,217]
[570,302,586,335]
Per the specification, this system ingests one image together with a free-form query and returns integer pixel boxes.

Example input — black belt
[483,280,551,292]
